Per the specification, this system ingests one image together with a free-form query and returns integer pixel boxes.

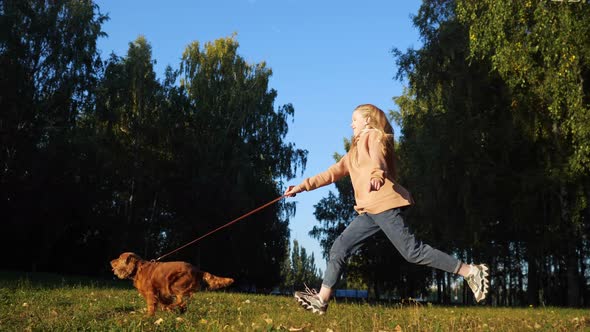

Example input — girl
[284,104,489,315]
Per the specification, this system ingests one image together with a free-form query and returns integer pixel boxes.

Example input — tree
[392,0,589,306]
[1,0,307,289]
[280,240,322,292]
[392,0,520,303]
[89,36,174,262]
[457,0,590,307]
[165,34,308,287]
[86,34,308,288]
[0,0,107,272]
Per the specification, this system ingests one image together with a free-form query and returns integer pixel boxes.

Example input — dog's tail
[201,272,234,290]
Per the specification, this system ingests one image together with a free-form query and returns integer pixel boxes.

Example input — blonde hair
[350,104,397,179]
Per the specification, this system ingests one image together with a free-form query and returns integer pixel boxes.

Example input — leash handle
[155,195,286,261]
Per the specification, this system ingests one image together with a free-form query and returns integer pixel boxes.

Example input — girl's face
[351,110,369,137]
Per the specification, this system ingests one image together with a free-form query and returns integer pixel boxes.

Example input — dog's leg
[173,294,187,313]
[145,291,158,316]
[159,295,174,312]
[162,294,180,312]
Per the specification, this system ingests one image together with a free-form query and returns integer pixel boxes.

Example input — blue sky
[95,0,423,272]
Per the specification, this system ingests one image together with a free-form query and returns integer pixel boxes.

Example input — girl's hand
[284,185,302,197]
[369,178,382,192]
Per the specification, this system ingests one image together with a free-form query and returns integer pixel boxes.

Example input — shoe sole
[294,294,326,315]
[301,302,326,315]
[475,264,489,303]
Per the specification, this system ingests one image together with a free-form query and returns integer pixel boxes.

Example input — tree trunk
[436,270,442,303]
[566,242,580,306]
[559,183,580,306]
[444,272,452,304]
[526,253,539,306]
[518,257,525,306]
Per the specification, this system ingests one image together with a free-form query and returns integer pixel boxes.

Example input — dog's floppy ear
[125,253,134,264]
[125,252,140,264]
[121,253,142,279]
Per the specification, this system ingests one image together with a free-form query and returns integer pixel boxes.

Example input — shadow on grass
[0,270,133,290]
[112,305,139,314]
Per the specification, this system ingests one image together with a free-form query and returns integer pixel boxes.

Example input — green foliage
[1,1,307,290]
[1,0,108,272]
[0,272,588,331]
[169,35,307,286]
[90,33,308,286]
[455,0,590,307]
[280,240,322,291]
[393,0,590,306]
[457,0,590,174]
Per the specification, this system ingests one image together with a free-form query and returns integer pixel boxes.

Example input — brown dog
[110,252,234,315]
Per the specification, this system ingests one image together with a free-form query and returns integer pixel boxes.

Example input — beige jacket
[298,129,413,214]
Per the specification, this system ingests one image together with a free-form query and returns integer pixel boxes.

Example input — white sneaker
[465,264,489,303]
[294,285,328,315]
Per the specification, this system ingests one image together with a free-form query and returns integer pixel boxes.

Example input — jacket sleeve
[299,154,350,191]
[366,130,387,184]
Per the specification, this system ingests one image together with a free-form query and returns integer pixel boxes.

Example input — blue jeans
[322,208,461,289]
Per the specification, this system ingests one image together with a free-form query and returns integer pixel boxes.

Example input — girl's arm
[366,130,388,191]
[287,154,350,195]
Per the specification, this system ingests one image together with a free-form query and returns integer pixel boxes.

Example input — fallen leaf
[264,318,273,324]
[154,318,164,325]
[394,324,403,332]
[288,328,303,332]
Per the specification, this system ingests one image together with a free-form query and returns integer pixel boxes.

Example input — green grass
[0,272,588,331]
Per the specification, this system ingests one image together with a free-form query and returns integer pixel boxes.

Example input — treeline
[279,240,323,294]
[0,1,311,289]
[3,0,589,307]
[310,0,589,307]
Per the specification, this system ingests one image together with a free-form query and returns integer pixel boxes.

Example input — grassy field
[0,272,588,331]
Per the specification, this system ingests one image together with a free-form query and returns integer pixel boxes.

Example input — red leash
[155,194,286,261]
